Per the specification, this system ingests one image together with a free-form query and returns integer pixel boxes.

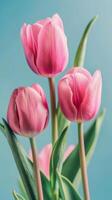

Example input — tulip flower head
[21,14,69,77]
[7,84,49,137]
[29,144,74,179]
[58,67,102,122]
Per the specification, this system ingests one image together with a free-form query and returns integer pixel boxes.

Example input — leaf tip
[93,15,99,21]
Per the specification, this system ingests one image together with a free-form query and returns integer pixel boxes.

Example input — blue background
[0,0,111,199]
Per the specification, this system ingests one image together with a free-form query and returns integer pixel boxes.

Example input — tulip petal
[7,89,22,133]
[69,69,92,110]
[67,67,92,79]
[37,18,51,26]
[30,24,42,49]
[52,14,64,30]
[58,77,77,121]
[81,70,102,120]
[15,87,48,136]
[64,145,75,161]
[38,144,52,178]
[32,84,49,127]
[20,24,27,47]
[21,24,41,74]
[29,144,52,178]
[37,21,68,77]
[32,84,48,108]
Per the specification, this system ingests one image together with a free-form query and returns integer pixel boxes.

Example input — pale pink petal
[38,144,52,178]
[37,17,51,26]
[64,145,75,161]
[67,67,92,79]
[25,25,33,49]
[81,70,102,120]
[21,24,38,73]
[29,144,52,178]
[20,24,27,47]
[52,14,64,30]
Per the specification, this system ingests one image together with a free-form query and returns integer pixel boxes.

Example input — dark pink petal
[15,87,48,136]
[7,88,23,133]
[58,77,77,121]
[70,71,91,108]
[32,84,49,127]
[37,21,68,77]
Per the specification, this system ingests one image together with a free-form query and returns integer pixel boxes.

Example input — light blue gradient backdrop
[0,0,111,199]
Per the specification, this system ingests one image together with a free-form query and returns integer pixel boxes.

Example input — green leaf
[0,123,5,134]
[41,172,52,200]
[57,172,82,200]
[57,105,70,135]
[0,119,52,200]
[1,119,37,200]
[62,110,105,187]
[13,191,25,200]
[50,127,68,189]
[74,16,98,67]
[18,164,52,200]
[18,178,29,200]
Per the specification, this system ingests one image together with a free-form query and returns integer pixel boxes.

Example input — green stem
[77,122,90,200]
[30,138,43,200]
[48,78,58,145]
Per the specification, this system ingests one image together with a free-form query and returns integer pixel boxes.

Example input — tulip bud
[29,144,74,179]
[7,84,49,137]
[58,67,102,122]
[21,14,69,78]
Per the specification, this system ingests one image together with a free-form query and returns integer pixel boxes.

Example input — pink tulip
[58,67,102,121]
[21,14,68,77]
[29,144,74,179]
[7,84,49,137]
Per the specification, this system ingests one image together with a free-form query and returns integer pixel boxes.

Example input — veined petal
[15,87,48,136]
[70,72,91,109]
[31,24,42,49]
[58,77,77,121]
[7,89,21,133]
[37,21,68,77]
[21,24,39,73]
[81,70,102,120]
[67,67,92,79]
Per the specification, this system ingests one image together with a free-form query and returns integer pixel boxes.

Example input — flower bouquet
[0,14,105,200]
